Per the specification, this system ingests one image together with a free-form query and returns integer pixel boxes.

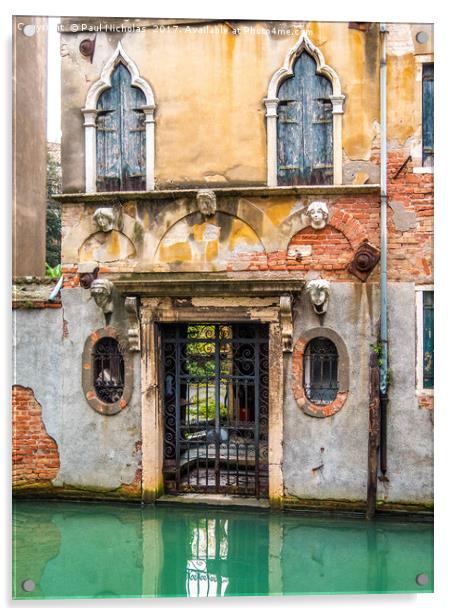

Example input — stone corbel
[280,294,293,353]
[125,297,140,351]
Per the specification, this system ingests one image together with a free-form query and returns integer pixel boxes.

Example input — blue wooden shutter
[422,63,434,166]
[277,52,333,186]
[423,291,434,389]
[96,63,146,192]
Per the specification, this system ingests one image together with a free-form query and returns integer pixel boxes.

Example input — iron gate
[161,323,269,498]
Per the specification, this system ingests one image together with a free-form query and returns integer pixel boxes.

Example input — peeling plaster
[389,201,417,232]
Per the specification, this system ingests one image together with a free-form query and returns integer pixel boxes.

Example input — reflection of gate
[161,323,269,497]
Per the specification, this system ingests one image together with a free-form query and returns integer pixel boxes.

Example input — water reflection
[13,500,433,600]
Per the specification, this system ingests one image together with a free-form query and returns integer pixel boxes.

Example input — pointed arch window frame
[82,42,156,193]
[264,31,345,187]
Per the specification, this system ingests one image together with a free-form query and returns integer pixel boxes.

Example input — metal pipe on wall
[379,23,389,476]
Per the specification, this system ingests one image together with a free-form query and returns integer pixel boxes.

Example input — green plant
[46,147,62,267]
[370,342,384,366]
[45,263,61,279]
[370,341,392,388]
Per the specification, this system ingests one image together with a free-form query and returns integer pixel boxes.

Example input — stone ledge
[13,279,61,308]
[110,271,305,296]
[53,184,381,203]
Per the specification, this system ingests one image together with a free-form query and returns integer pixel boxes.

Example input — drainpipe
[48,275,64,302]
[379,23,389,476]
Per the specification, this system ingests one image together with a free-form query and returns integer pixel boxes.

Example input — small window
[304,337,338,404]
[422,63,434,166]
[422,291,434,389]
[93,337,125,403]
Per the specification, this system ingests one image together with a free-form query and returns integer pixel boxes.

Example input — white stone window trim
[412,54,434,174]
[415,285,434,396]
[82,42,156,193]
[413,167,433,175]
[264,30,345,187]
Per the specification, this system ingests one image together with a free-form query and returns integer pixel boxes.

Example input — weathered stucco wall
[59,190,382,280]
[283,281,433,508]
[13,307,64,451]
[56,287,142,495]
[386,23,433,161]
[379,283,433,506]
[60,19,384,192]
[283,282,378,505]
[13,292,142,499]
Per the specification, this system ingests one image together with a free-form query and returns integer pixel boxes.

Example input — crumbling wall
[12,386,60,488]
[12,289,142,499]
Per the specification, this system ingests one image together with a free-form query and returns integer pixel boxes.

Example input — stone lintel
[53,184,381,204]
[111,273,305,297]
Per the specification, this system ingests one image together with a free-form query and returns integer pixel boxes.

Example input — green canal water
[12,500,433,600]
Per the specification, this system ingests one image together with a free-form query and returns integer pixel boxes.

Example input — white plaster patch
[290,200,305,215]
[203,224,220,241]
[386,24,415,56]
[288,245,312,258]
[231,241,263,256]
[161,221,190,245]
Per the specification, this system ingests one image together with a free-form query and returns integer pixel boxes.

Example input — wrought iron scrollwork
[93,337,125,403]
[161,323,269,498]
[303,337,338,404]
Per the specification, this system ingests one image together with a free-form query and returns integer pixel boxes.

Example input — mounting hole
[416,31,429,44]
[22,24,36,37]
[21,579,36,592]
[416,573,429,586]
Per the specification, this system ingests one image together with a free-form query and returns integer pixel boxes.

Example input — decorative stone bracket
[280,294,294,353]
[125,297,140,351]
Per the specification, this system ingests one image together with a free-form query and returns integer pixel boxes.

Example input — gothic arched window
[277,52,333,186]
[96,63,146,192]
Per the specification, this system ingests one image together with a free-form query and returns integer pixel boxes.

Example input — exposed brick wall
[285,226,354,278]
[418,394,434,412]
[60,178,432,285]
[386,151,433,283]
[12,386,60,487]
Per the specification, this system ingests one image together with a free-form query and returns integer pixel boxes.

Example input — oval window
[304,337,338,405]
[93,337,125,403]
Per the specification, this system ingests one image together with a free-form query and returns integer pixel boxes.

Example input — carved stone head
[306,279,331,315]
[90,279,114,314]
[196,190,217,218]
[93,206,123,233]
[306,201,329,230]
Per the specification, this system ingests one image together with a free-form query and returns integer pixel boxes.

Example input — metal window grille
[304,337,339,404]
[93,337,125,403]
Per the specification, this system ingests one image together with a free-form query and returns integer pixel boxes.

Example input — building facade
[13,19,433,513]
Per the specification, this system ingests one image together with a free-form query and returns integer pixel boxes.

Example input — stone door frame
[139,294,290,506]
